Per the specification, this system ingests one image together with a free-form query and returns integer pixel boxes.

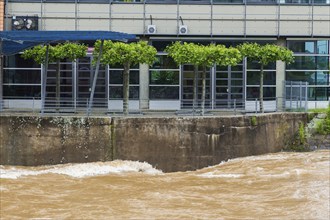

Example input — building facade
[1,0,330,111]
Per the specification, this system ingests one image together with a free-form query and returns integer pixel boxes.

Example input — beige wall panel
[179,5,211,20]
[146,5,177,19]
[280,21,310,35]
[78,19,109,31]
[111,4,144,19]
[8,3,41,16]
[212,21,244,35]
[111,19,144,34]
[43,3,75,18]
[183,20,211,35]
[246,6,278,20]
[313,21,330,36]
[44,19,75,30]
[246,21,277,35]
[78,4,109,19]
[213,5,244,20]
[151,20,177,35]
[0,1,4,30]
[313,6,330,21]
[280,6,311,20]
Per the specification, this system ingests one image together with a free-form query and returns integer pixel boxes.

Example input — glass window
[246,87,276,99]
[317,41,329,54]
[247,60,276,70]
[150,70,179,85]
[149,86,180,99]
[109,86,139,99]
[4,55,40,68]
[213,0,243,3]
[109,70,139,84]
[287,56,315,70]
[151,56,178,69]
[284,0,310,3]
[287,56,329,70]
[3,85,41,98]
[286,71,317,85]
[308,87,329,101]
[288,40,329,54]
[246,0,277,3]
[151,41,176,52]
[287,41,315,54]
[3,69,41,84]
[247,71,276,85]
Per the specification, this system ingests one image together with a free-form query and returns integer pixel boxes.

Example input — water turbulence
[1,150,329,219]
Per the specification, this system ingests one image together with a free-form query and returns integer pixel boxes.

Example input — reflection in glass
[308,87,329,101]
[286,71,329,85]
[151,56,178,69]
[149,86,180,99]
[247,71,276,85]
[109,86,139,99]
[109,70,139,84]
[247,60,275,69]
[246,87,276,99]
[3,70,41,84]
[150,70,179,85]
[3,85,41,98]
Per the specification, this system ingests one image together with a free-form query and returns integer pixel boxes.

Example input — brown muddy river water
[1,150,329,219]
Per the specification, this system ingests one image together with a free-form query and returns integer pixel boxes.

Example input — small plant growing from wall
[284,122,309,152]
[315,105,330,135]
[251,116,257,126]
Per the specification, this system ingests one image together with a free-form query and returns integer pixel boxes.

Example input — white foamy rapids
[0,160,162,179]
[198,172,244,178]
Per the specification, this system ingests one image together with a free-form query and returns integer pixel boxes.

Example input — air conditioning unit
[179,25,188,35]
[147,25,157,34]
[12,16,38,31]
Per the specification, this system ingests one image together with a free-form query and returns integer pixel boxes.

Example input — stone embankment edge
[0,113,308,172]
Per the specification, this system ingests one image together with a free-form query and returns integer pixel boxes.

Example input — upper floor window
[287,41,329,54]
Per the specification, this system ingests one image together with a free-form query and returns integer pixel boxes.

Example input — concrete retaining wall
[0,113,308,172]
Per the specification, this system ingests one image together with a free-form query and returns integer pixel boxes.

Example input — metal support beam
[41,44,49,114]
[109,0,112,31]
[0,41,3,111]
[88,40,104,114]
[75,0,78,31]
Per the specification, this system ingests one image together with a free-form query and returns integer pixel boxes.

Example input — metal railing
[0,96,307,116]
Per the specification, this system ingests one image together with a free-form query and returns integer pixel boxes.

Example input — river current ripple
[1,150,329,219]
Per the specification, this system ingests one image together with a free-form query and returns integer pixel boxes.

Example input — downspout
[41,44,49,114]
[88,39,104,115]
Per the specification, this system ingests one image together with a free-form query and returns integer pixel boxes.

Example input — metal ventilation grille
[12,16,38,31]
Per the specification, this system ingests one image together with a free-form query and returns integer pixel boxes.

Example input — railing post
[87,98,90,116]
[304,82,308,112]
[255,98,258,114]
[299,81,302,109]
[234,99,236,115]
[290,81,292,110]
[275,97,278,112]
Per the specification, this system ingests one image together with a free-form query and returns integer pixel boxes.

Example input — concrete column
[276,38,286,111]
[139,63,149,110]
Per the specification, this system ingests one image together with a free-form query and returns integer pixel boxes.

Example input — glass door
[214,62,245,109]
[181,65,211,109]
[76,56,107,108]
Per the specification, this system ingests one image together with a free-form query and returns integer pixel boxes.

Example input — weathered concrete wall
[113,113,307,172]
[0,116,113,165]
[0,113,308,172]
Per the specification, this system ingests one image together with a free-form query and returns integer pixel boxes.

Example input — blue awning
[0,31,136,56]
